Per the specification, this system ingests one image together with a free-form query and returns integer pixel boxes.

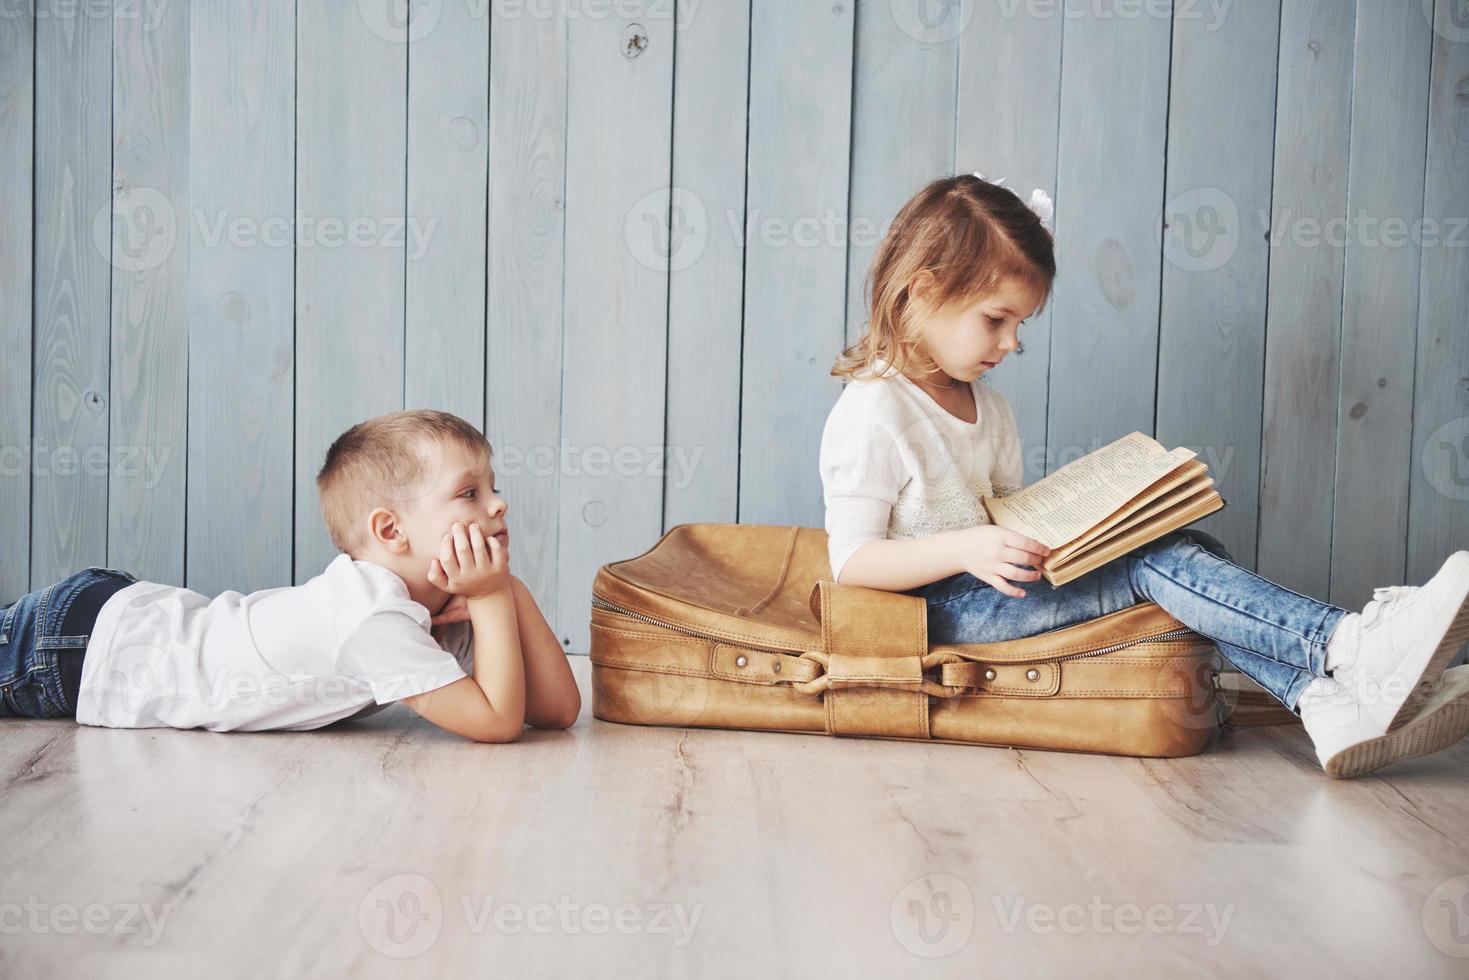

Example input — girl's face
[911,275,1042,383]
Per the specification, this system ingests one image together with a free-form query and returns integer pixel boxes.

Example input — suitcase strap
[808,581,934,738]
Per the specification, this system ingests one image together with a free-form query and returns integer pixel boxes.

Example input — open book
[980,431,1225,587]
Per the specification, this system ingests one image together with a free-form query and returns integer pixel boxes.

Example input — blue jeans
[0,567,140,719]
[905,529,1351,711]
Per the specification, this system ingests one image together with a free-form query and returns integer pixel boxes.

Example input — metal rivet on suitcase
[735,655,748,668]
[1026,668,1040,681]
[983,668,997,681]
[771,660,781,673]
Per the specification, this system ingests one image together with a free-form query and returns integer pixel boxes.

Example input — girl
[819,173,1469,778]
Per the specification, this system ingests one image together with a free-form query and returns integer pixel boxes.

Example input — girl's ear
[907,270,933,310]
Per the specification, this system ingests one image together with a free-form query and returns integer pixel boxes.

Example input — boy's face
[387,439,509,566]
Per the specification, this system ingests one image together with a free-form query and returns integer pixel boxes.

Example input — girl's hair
[833,173,1056,382]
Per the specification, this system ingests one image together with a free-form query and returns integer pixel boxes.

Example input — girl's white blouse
[818,358,1024,583]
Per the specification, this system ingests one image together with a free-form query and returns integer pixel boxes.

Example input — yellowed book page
[1049,467,1213,565]
[1042,492,1224,586]
[982,431,1198,546]
[1047,482,1216,572]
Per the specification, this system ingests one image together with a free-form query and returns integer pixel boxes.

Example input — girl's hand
[950,525,1052,599]
[427,521,512,599]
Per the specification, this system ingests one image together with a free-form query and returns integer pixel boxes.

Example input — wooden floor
[3,657,1468,978]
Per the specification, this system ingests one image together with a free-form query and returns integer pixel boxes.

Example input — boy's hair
[833,173,1056,383]
[316,409,492,556]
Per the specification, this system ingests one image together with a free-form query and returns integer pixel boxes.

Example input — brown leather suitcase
[589,523,1276,758]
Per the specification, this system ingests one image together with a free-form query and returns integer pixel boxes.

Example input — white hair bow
[971,171,1054,229]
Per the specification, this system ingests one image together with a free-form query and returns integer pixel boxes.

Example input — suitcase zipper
[592,592,1198,662]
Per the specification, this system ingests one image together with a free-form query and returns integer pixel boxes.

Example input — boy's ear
[366,506,410,554]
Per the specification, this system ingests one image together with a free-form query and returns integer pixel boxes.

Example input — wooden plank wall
[4,0,1467,658]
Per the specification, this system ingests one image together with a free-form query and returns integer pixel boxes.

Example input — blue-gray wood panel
[185,1,296,597]
[109,0,189,586]
[556,9,673,654]
[1331,0,1434,610]
[955,2,1063,491]
[663,0,749,530]
[486,8,569,636]
[1047,5,1173,477]
[738,0,854,528]
[4,1,1467,659]
[1257,0,1356,605]
[293,4,409,582]
[1156,1,1282,567]
[31,8,111,588]
[1412,0,1469,666]
[845,3,958,348]
[406,0,488,427]
[0,6,33,603]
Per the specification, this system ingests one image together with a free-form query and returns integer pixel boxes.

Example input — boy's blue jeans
[904,529,1351,712]
[0,567,139,719]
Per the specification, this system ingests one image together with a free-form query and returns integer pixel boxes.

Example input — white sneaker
[1302,665,1469,778]
[1334,550,1469,735]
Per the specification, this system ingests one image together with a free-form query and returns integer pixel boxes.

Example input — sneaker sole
[1327,665,1469,778]
[1386,551,1469,733]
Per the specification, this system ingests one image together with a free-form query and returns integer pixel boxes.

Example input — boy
[0,410,579,742]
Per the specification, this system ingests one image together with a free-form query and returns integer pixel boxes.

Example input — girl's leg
[1102,528,1348,712]
[907,528,1346,712]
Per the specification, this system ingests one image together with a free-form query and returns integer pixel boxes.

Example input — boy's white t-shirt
[818,356,1024,583]
[75,554,476,732]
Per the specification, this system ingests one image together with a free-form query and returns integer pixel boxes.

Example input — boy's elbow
[471,718,525,743]
[545,698,581,731]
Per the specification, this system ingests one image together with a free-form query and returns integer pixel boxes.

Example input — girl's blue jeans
[0,567,139,719]
[904,529,1351,711]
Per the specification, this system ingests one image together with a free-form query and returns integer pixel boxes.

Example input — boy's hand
[427,521,512,599]
[431,593,471,626]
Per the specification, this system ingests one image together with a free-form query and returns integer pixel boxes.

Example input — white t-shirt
[76,554,476,732]
[818,357,1024,582]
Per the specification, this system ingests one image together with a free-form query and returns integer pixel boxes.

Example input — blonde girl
[818,173,1469,778]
